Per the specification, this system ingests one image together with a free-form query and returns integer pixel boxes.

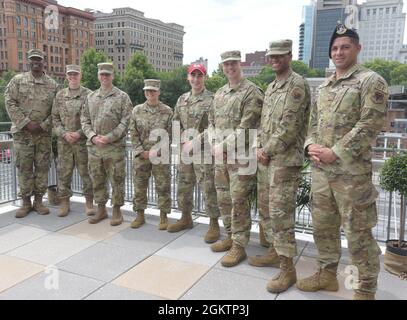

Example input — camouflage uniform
[209,78,264,247]
[130,101,172,213]
[81,86,132,206]
[258,70,311,258]
[174,89,220,218]
[305,64,388,294]
[52,86,93,199]
[5,72,58,197]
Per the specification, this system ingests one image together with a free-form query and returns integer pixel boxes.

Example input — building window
[16,16,21,25]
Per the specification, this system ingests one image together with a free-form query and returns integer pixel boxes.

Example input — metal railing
[1,133,406,243]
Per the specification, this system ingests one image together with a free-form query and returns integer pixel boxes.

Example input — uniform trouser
[257,164,301,257]
[13,132,51,197]
[57,140,93,199]
[87,145,126,206]
[177,162,220,219]
[214,163,256,247]
[132,156,171,213]
[311,168,381,294]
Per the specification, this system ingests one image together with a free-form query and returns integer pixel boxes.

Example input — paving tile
[376,271,407,300]
[104,222,185,253]
[58,219,130,241]
[7,233,96,266]
[0,211,15,228]
[85,283,164,300]
[57,242,150,282]
[276,255,353,300]
[0,224,49,254]
[181,268,275,300]
[0,255,44,293]
[156,224,225,267]
[15,208,88,232]
[113,255,209,300]
[0,269,104,300]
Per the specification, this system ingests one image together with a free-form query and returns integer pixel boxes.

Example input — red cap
[188,63,207,75]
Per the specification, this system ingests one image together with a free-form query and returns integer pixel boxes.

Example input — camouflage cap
[266,39,293,56]
[220,50,241,63]
[97,62,114,74]
[66,64,81,74]
[28,49,44,60]
[143,79,161,91]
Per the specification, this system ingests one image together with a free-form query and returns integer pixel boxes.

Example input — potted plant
[379,151,407,280]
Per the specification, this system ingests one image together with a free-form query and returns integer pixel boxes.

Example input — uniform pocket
[273,166,300,184]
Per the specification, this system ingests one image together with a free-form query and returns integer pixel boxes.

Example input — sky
[60,0,407,73]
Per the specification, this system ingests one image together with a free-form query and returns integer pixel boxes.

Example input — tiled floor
[0,199,406,300]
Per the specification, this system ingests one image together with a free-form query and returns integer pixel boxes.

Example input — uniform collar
[271,69,293,90]
[185,88,208,102]
[226,78,245,93]
[144,101,162,113]
[29,72,47,84]
[97,86,118,98]
[65,86,82,98]
[332,64,361,83]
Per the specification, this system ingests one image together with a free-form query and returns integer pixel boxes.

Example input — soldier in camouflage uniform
[5,49,59,218]
[130,79,172,230]
[52,65,94,217]
[81,63,133,226]
[248,40,311,293]
[209,51,264,267]
[297,24,388,300]
[168,63,221,243]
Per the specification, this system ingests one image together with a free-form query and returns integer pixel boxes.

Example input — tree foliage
[380,152,407,197]
[390,64,407,86]
[158,66,190,108]
[363,59,402,85]
[122,52,157,105]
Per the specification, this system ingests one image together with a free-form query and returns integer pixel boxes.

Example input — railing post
[387,191,392,240]
[400,194,406,245]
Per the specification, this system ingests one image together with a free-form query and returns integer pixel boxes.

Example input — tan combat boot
[353,290,375,300]
[204,218,220,243]
[259,224,270,248]
[221,243,247,267]
[267,256,297,293]
[88,204,108,224]
[110,205,123,226]
[131,210,145,229]
[296,268,339,292]
[85,195,95,216]
[167,211,193,233]
[58,197,70,217]
[15,196,32,218]
[210,233,233,252]
[248,246,280,268]
[33,194,50,215]
[158,211,168,230]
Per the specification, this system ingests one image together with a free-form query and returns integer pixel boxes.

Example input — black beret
[329,23,360,58]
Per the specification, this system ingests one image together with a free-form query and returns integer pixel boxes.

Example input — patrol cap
[329,23,359,58]
[97,62,114,75]
[220,50,241,63]
[266,39,293,56]
[188,63,207,75]
[28,49,44,60]
[66,64,81,74]
[143,79,161,91]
